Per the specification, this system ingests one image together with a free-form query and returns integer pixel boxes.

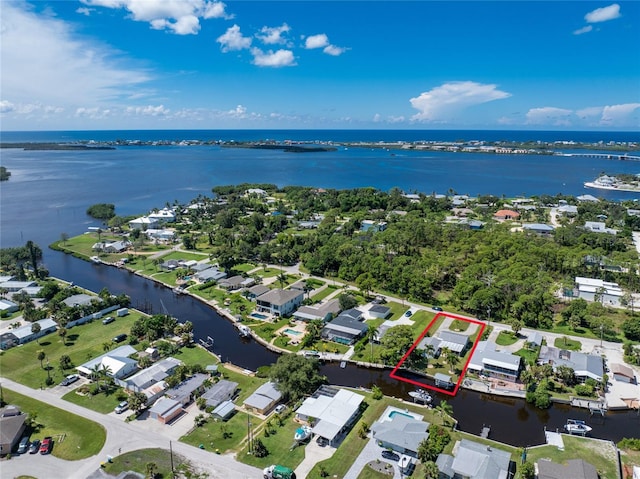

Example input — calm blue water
[1,129,639,255]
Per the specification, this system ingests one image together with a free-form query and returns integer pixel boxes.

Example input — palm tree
[37,350,46,369]
[436,400,454,427]
[423,461,439,479]
[365,324,379,363]
[145,462,158,479]
[443,348,459,374]
[102,341,112,353]
[423,344,436,368]
[58,327,67,346]
[31,322,41,344]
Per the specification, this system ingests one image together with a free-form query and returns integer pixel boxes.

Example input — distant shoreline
[0,142,115,151]
[584,181,640,193]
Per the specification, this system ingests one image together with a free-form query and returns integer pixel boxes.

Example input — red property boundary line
[389,312,486,396]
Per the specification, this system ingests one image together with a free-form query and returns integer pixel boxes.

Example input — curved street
[0,378,261,479]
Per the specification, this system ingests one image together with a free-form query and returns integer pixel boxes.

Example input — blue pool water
[284,328,302,336]
[250,312,269,320]
[389,410,414,420]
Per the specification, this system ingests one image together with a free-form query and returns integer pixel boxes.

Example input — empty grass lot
[0,311,142,389]
[3,388,106,460]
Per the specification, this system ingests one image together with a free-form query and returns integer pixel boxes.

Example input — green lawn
[357,465,394,479]
[523,435,618,479]
[450,319,470,332]
[62,385,128,414]
[0,311,142,389]
[159,251,209,262]
[3,388,106,460]
[181,409,252,453]
[237,418,307,470]
[232,262,258,273]
[514,347,539,366]
[496,331,519,346]
[554,336,582,351]
[102,448,196,478]
[310,285,338,302]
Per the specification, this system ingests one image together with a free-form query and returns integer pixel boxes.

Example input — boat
[294,425,312,442]
[237,324,251,338]
[340,361,346,368]
[408,389,432,404]
[173,286,186,294]
[90,256,101,263]
[564,419,592,435]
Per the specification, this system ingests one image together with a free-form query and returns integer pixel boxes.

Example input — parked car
[115,401,129,414]
[431,306,443,312]
[39,437,52,454]
[381,450,400,461]
[112,333,127,343]
[404,310,413,317]
[28,439,41,454]
[60,374,80,386]
[102,316,115,325]
[274,404,286,414]
[17,436,30,454]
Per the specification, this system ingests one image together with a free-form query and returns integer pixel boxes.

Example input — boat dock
[570,398,607,416]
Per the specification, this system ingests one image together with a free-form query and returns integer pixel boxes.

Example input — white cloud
[0,3,151,112]
[305,34,329,49]
[576,106,603,119]
[323,44,347,56]
[600,103,640,125]
[256,24,291,45]
[410,81,511,121]
[81,0,231,35]
[0,100,16,113]
[76,7,94,16]
[217,25,252,52]
[573,25,593,35]
[125,104,170,116]
[525,107,573,126]
[75,106,112,119]
[585,4,621,23]
[251,48,296,68]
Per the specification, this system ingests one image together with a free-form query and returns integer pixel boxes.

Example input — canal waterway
[49,255,640,447]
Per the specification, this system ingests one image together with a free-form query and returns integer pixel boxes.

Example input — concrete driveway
[343,435,402,479]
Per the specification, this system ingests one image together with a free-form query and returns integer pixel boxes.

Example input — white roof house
[468,341,521,381]
[583,221,617,235]
[0,299,19,314]
[243,382,282,414]
[76,345,137,378]
[148,208,176,223]
[128,216,159,230]
[294,387,364,446]
[575,276,624,306]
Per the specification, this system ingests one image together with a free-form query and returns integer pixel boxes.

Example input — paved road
[0,378,261,479]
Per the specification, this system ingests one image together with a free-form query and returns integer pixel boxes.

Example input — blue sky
[1,1,639,131]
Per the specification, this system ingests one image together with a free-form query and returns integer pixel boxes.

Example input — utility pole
[169,441,175,477]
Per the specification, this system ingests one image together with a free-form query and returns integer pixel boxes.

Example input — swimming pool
[389,410,415,420]
[250,312,269,320]
[284,328,302,336]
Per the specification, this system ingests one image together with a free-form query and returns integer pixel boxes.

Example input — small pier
[570,397,607,417]
[543,427,565,450]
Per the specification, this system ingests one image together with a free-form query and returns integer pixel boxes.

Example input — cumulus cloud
[304,34,329,49]
[256,24,291,45]
[601,103,640,125]
[250,48,296,68]
[525,107,573,126]
[585,4,621,23]
[573,25,593,35]
[217,25,251,52]
[0,100,16,113]
[1,3,151,113]
[410,81,511,121]
[81,0,231,34]
[76,7,94,16]
[323,44,347,56]
[75,106,112,119]
[125,104,170,116]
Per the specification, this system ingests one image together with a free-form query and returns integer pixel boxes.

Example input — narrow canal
[51,253,640,447]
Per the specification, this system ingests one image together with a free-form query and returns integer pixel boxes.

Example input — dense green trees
[86,203,116,220]
[269,353,326,401]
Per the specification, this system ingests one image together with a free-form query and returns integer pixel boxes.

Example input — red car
[39,437,52,454]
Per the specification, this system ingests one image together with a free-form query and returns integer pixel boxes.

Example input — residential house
[255,289,304,317]
[128,216,159,230]
[360,220,387,233]
[0,280,37,293]
[0,299,19,315]
[468,341,521,381]
[0,318,57,350]
[538,346,604,382]
[321,315,368,345]
[145,229,176,241]
[76,345,138,378]
[526,332,543,348]
[371,408,429,457]
[195,268,227,283]
[577,194,599,203]
[436,439,512,479]
[368,304,391,319]
[294,386,364,447]
[166,373,208,406]
[558,204,579,216]
[418,330,470,356]
[218,275,246,290]
[584,221,617,235]
[149,397,183,424]
[523,223,555,236]
[62,293,96,308]
[537,459,598,479]
[293,299,341,322]
[201,379,239,409]
[610,363,636,384]
[0,406,26,455]
[148,208,176,223]
[246,285,270,300]
[123,357,182,393]
[493,209,520,221]
[574,276,623,306]
[212,400,236,421]
[243,382,282,415]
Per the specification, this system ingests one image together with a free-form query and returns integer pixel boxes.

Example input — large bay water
[1,129,640,445]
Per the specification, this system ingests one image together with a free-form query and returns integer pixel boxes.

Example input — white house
[256,289,304,317]
[148,208,176,223]
[468,341,521,381]
[128,216,159,230]
[76,345,138,379]
[574,277,623,307]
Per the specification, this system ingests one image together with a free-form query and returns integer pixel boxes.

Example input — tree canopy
[269,353,326,401]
